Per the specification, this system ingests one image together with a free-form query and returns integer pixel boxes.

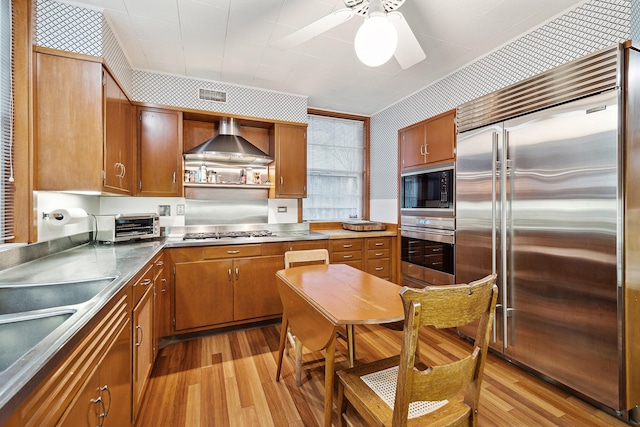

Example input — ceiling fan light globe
[354,14,398,67]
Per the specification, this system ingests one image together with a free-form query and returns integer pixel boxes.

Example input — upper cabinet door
[137,107,183,197]
[34,52,103,191]
[103,71,134,194]
[271,124,307,198]
[399,109,456,171]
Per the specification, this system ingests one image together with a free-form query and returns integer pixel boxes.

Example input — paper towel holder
[42,208,88,222]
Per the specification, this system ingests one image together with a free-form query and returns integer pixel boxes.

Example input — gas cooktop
[182,230,274,240]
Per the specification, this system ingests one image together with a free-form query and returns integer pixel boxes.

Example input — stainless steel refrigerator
[455,45,628,415]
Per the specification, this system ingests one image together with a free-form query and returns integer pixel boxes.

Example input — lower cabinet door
[174,259,234,330]
[233,255,284,320]
[133,287,154,422]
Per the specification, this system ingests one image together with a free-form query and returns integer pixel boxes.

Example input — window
[303,112,368,221]
[0,0,13,243]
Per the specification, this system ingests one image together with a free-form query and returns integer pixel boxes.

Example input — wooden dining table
[275,263,404,427]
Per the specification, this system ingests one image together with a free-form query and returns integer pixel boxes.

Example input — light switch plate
[177,204,185,215]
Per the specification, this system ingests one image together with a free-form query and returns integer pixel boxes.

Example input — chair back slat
[284,249,329,268]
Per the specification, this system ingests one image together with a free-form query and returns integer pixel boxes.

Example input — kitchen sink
[0,277,116,316]
[0,310,75,372]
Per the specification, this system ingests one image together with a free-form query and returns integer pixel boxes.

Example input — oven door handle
[400,226,455,245]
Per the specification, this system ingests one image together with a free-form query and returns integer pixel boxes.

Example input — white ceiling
[57,0,586,115]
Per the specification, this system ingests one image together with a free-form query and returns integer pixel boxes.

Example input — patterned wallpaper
[369,0,631,201]
[632,0,640,45]
[35,0,307,123]
[132,71,308,123]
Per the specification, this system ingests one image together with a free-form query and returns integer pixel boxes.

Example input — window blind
[303,114,364,221]
[0,0,14,242]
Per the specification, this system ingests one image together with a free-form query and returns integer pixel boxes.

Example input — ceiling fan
[272,0,426,69]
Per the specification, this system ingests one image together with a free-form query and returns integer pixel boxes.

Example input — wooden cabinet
[170,244,288,333]
[399,109,455,170]
[34,51,134,194]
[137,107,183,196]
[328,236,395,281]
[132,284,154,422]
[7,289,132,427]
[365,237,391,280]
[269,123,307,198]
[59,313,131,427]
[329,239,364,270]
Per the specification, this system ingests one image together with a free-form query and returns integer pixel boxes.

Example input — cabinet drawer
[203,244,262,259]
[331,250,363,263]
[367,238,390,250]
[133,263,154,304]
[367,248,390,259]
[330,239,363,252]
[367,258,391,278]
[153,252,165,278]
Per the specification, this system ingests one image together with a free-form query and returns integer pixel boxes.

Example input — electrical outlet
[277,206,287,213]
[177,204,185,215]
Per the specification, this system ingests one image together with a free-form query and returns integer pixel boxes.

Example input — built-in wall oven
[400,215,455,287]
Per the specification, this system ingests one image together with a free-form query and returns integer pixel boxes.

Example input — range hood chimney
[184,118,274,165]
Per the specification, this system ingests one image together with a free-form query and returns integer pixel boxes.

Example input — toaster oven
[95,213,160,242]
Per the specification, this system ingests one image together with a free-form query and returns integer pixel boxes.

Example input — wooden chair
[281,249,330,386]
[336,274,498,427]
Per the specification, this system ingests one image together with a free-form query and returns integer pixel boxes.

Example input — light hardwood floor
[136,321,629,426]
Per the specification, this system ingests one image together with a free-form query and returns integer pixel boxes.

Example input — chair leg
[337,381,348,427]
[276,314,289,382]
[294,336,303,386]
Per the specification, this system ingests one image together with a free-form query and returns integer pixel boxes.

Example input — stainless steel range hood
[184,117,274,165]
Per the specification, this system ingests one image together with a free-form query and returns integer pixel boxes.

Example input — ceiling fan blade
[272,8,356,50]
[388,11,426,69]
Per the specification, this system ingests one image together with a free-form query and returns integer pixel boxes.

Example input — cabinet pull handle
[90,396,106,426]
[280,176,284,185]
[100,385,112,416]
[343,255,353,259]
[235,267,239,280]
[141,278,151,286]
[172,171,176,184]
[343,244,352,248]
[228,268,232,281]
[156,260,164,266]
[161,278,167,291]
[375,252,384,256]
[227,250,240,254]
[121,163,126,179]
[375,242,384,246]
[135,325,143,347]
[375,267,384,271]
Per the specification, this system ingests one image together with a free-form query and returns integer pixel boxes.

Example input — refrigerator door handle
[502,129,510,348]
[492,131,500,345]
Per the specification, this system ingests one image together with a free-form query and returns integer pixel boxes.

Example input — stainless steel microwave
[400,163,454,216]
[95,213,160,242]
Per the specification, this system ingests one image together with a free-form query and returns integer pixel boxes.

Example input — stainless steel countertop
[0,239,164,425]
